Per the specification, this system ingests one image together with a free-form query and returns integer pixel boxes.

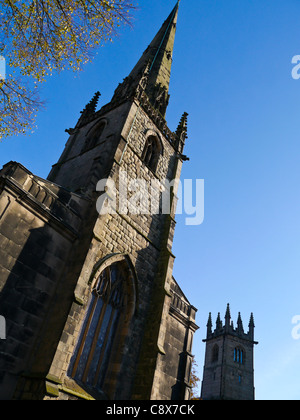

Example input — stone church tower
[0,2,199,400]
[201,305,258,400]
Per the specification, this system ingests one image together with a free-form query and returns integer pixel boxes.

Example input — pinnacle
[207,312,212,327]
[176,112,188,142]
[249,313,255,328]
[237,312,244,333]
[204,306,256,343]
[225,303,231,320]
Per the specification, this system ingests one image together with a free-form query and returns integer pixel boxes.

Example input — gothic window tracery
[82,120,106,153]
[142,134,161,172]
[69,258,136,396]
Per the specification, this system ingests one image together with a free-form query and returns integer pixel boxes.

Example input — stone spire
[130,2,179,108]
[111,2,180,117]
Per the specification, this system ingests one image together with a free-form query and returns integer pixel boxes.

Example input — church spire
[131,1,179,102]
[112,2,180,117]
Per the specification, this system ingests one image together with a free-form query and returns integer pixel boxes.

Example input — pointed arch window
[211,344,219,363]
[69,257,136,397]
[82,120,106,153]
[234,348,245,364]
[142,134,161,172]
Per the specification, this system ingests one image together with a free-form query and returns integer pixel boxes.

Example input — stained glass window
[70,263,127,391]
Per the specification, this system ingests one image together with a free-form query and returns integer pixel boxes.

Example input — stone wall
[221,337,255,400]
[0,94,197,401]
[0,162,89,400]
[43,99,193,400]
[201,318,256,400]
[151,279,198,400]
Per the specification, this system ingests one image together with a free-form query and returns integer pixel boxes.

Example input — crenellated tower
[201,304,258,400]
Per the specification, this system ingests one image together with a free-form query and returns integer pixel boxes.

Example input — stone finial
[237,312,244,334]
[248,313,255,340]
[206,312,212,337]
[216,313,222,331]
[175,112,188,154]
[77,91,101,127]
[83,91,101,115]
[224,303,231,329]
[176,112,188,141]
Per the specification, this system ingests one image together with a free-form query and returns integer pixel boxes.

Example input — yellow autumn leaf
[0,0,136,139]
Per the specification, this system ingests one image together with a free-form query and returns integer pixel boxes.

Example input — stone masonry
[201,305,258,400]
[0,2,199,401]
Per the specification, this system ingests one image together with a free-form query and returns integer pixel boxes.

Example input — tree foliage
[190,357,201,400]
[0,77,40,139]
[0,0,135,139]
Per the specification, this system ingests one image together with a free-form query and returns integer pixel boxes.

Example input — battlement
[204,304,257,344]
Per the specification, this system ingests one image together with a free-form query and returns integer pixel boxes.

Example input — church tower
[47,1,186,194]
[201,305,258,400]
[0,2,198,400]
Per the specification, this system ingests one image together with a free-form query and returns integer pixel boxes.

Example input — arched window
[69,256,136,397]
[142,135,161,172]
[234,347,245,364]
[211,344,219,363]
[82,120,106,152]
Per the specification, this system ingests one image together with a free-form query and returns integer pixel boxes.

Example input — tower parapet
[204,303,257,344]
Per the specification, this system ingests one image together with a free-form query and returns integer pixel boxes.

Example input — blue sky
[2,0,300,400]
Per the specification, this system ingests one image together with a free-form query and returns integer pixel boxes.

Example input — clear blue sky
[2,0,300,400]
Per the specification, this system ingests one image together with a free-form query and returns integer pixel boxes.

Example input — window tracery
[82,120,106,152]
[142,134,161,172]
[69,258,136,396]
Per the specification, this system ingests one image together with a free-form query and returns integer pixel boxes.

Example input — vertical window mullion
[71,295,98,378]
[82,299,108,383]
[69,261,133,396]
[93,306,117,387]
